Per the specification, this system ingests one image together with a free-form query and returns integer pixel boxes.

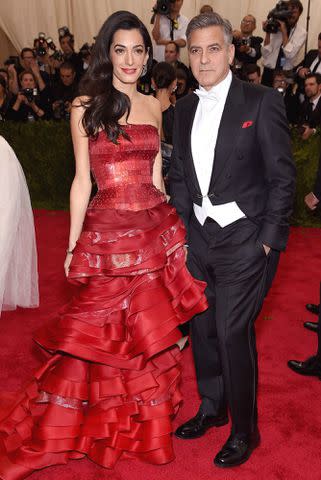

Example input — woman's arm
[65,96,92,275]
[152,100,166,195]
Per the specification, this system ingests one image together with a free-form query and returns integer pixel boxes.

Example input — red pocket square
[242,121,253,129]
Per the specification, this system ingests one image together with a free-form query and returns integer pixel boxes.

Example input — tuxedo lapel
[185,93,202,194]
[210,77,245,187]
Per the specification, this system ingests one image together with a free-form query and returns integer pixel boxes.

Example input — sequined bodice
[89,124,166,211]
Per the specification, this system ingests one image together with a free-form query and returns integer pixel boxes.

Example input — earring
[141,64,147,77]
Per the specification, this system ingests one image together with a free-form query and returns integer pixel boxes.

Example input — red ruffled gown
[0,124,207,479]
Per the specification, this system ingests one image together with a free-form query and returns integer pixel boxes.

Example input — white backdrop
[0,0,319,65]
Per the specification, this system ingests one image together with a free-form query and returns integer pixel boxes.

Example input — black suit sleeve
[168,104,193,230]
[251,36,262,62]
[313,152,321,200]
[256,89,296,251]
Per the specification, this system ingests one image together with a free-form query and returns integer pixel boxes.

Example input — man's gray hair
[186,12,233,45]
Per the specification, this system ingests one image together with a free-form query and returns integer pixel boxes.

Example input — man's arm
[168,105,192,229]
[282,25,307,60]
[257,89,296,251]
[305,151,321,209]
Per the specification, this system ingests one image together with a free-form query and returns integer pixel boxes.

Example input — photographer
[10,70,51,121]
[233,15,262,76]
[244,63,261,84]
[261,0,307,87]
[51,62,78,120]
[272,70,300,124]
[164,41,195,89]
[58,27,84,80]
[295,32,321,98]
[298,73,321,139]
[152,0,189,62]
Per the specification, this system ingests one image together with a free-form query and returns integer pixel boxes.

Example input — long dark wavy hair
[78,11,153,143]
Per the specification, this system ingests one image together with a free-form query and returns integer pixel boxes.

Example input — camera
[46,37,64,62]
[21,88,37,103]
[4,56,20,68]
[58,26,74,43]
[151,0,175,23]
[155,0,175,15]
[233,37,251,49]
[263,1,292,34]
[34,32,48,57]
[53,99,70,120]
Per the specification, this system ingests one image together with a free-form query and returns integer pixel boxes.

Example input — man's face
[240,16,256,36]
[60,68,75,86]
[318,39,321,59]
[248,72,260,84]
[273,75,287,91]
[188,26,234,90]
[305,77,321,99]
[170,0,183,16]
[288,4,301,27]
[21,51,34,69]
[60,36,73,55]
[165,43,179,63]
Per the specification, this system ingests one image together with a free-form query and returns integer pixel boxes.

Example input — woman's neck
[112,77,138,101]
[155,89,171,112]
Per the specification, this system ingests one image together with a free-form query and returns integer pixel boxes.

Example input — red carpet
[1,210,321,480]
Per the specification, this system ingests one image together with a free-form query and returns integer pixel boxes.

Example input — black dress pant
[187,215,273,435]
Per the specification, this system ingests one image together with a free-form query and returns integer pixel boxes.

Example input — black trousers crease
[187,215,274,435]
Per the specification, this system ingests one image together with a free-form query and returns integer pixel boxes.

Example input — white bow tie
[194,89,219,103]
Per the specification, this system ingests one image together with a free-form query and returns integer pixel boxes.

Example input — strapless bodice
[88,124,166,211]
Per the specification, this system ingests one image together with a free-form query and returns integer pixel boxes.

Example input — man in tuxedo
[169,12,295,468]
[298,73,321,139]
[296,32,321,96]
[301,151,321,333]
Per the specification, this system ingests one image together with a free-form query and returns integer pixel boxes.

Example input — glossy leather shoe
[288,356,321,379]
[305,303,320,316]
[175,410,228,439]
[214,430,260,468]
[304,321,319,333]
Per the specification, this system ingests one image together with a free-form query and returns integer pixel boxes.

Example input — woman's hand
[64,252,73,277]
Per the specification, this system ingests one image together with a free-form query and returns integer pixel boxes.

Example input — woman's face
[21,73,36,89]
[110,28,148,87]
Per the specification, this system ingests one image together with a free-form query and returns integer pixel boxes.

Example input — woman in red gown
[0,11,207,479]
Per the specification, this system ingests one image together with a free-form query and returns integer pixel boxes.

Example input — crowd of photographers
[0,27,90,122]
[0,0,321,143]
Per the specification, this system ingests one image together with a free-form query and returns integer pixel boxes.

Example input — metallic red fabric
[0,124,207,479]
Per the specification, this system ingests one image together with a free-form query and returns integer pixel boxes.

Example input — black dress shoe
[214,430,260,468]
[304,321,319,333]
[288,356,321,379]
[305,303,320,315]
[175,410,228,439]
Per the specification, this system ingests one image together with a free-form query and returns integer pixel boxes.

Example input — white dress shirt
[191,70,246,227]
[153,14,188,62]
[262,24,307,70]
[311,93,321,111]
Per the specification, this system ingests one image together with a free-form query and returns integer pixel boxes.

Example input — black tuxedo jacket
[169,76,296,251]
[295,50,320,93]
[296,49,319,70]
[299,96,321,128]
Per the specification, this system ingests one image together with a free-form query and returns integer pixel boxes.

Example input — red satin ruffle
[0,203,208,479]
